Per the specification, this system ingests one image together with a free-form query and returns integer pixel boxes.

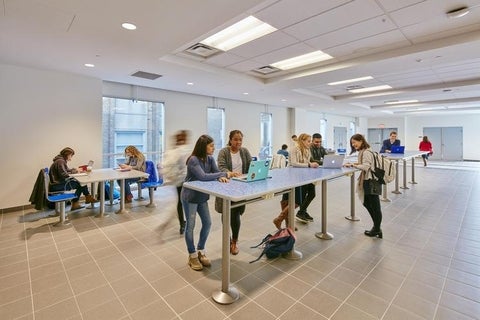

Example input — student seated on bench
[49,147,98,211]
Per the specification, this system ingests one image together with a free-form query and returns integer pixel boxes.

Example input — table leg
[105,180,118,206]
[96,181,109,217]
[116,179,128,214]
[284,188,302,260]
[400,159,409,189]
[89,182,96,208]
[409,157,418,184]
[346,172,361,220]
[316,180,333,240]
[392,160,402,194]
[381,182,391,202]
[212,198,239,304]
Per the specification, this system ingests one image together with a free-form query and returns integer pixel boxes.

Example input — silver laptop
[232,160,270,182]
[322,155,344,168]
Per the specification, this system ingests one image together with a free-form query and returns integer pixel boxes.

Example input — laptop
[391,145,405,153]
[232,160,270,182]
[321,155,345,168]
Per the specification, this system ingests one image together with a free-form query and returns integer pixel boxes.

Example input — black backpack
[250,227,296,263]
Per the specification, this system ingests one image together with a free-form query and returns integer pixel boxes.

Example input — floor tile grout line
[432,170,476,320]
[22,207,36,320]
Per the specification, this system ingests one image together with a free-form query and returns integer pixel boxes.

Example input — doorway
[423,127,463,161]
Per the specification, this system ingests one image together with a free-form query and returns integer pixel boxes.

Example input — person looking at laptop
[216,130,252,255]
[344,134,383,239]
[181,135,232,271]
[49,147,98,211]
[380,131,401,153]
[290,133,319,223]
[310,133,328,165]
[117,145,146,203]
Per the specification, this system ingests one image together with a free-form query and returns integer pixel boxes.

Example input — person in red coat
[419,136,433,166]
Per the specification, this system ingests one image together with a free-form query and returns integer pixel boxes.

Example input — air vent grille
[131,71,162,80]
[252,65,280,75]
[184,43,221,58]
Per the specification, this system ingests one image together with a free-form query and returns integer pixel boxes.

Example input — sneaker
[197,251,211,267]
[188,256,203,271]
[295,211,308,223]
[304,211,314,222]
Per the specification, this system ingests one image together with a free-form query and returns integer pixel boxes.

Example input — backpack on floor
[249,227,296,263]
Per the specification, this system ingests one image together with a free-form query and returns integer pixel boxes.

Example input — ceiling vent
[131,71,162,80]
[184,43,221,58]
[346,85,364,91]
[252,65,281,75]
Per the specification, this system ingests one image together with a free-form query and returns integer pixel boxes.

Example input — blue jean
[182,200,211,254]
[117,178,139,197]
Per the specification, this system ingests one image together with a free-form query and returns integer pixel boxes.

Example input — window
[320,118,327,147]
[207,107,225,158]
[259,112,272,159]
[102,97,164,167]
[349,120,356,137]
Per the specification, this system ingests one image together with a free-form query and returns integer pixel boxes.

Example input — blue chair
[43,168,77,225]
[136,160,163,207]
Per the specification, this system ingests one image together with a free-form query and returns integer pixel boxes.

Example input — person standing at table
[118,145,146,203]
[49,147,98,211]
[181,134,233,271]
[380,131,401,153]
[290,133,319,223]
[344,134,383,238]
[216,130,252,255]
[310,133,328,165]
[419,136,433,166]
[162,130,191,234]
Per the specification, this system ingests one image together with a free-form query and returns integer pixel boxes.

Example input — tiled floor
[1,162,480,319]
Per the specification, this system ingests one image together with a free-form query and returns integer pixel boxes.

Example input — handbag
[363,179,382,195]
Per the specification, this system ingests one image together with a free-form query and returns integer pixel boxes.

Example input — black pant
[50,180,89,202]
[299,183,315,213]
[176,186,185,227]
[363,194,382,230]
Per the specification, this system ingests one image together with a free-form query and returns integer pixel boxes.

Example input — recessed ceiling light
[201,16,276,51]
[243,92,249,95]
[270,50,333,70]
[348,85,392,93]
[122,22,137,30]
[384,99,418,105]
[187,82,194,85]
[84,63,95,68]
[328,76,373,86]
[281,99,287,102]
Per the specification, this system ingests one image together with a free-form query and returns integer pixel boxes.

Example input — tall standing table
[72,168,148,216]
[183,166,357,305]
[379,151,430,201]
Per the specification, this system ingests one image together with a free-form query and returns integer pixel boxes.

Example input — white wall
[368,115,480,160]
[0,64,102,209]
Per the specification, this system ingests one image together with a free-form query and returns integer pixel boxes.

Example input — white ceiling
[2,0,480,117]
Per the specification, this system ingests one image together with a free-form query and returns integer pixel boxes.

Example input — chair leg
[146,187,156,208]
[54,202,70,226]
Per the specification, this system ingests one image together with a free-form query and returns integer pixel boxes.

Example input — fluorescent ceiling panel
[201,16,277,51]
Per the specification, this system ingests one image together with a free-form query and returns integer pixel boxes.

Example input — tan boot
[85,194,99,204]
[197,251,211,267]
[70,201,84,211]
[273,207,288,229]
[230,239,239,255]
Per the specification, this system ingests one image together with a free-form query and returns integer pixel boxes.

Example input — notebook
[322,155,345,168]
[232,160,270,182]
[391,145,405,153]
